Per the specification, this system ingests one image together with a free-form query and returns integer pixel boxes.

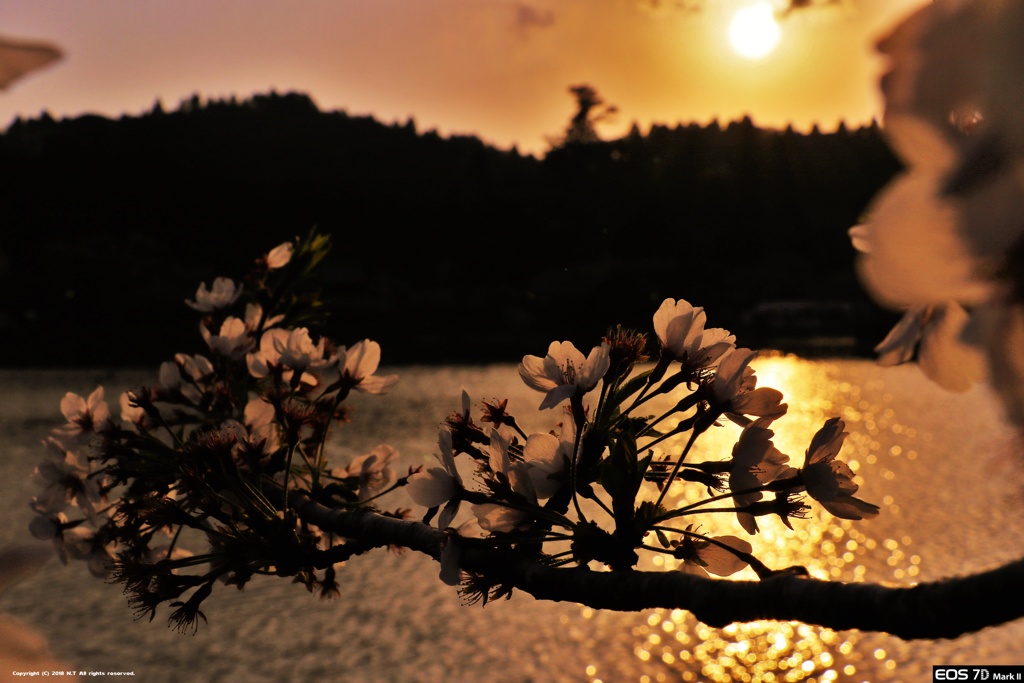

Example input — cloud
[514,2,555,35]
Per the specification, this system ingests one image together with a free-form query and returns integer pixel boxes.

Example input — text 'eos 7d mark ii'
[934,667,1024,681]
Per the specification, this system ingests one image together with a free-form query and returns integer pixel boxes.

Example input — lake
[1,356,1022,682]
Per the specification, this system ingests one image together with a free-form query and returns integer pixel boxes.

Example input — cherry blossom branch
[293,495,1024,640]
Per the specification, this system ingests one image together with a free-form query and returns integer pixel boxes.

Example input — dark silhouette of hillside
[0,90,903,368]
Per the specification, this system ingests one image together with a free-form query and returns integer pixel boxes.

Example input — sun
[728,2,781,60]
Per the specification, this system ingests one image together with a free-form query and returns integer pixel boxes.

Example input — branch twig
[293,496,1024,641]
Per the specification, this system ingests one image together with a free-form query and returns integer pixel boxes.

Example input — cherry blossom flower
[861,0,1024,423]
[470,471,540,534]
[243,397,281,453]
[799,418,879,521]
[55,386,109,444]
[53,526,114,577]
[406,429,463,528]
[270,328,327,370]
[850,221,986,392]
[338,340,399,394]
[708,349,787,427]
[30,438,103,520]
[471,499,533,534]
[873,302,986,392]
[436,518,492,586]
[243,302,283,333]
[471,429,541,533]
[854,122,993,310]
[27,512,67,542]
[213,415,280,462]
[652,298,735,371]
[518,340,610,410]
[246,327,333,387]
[673,530,752,578]
[119,391,149,428]
[520,429,572,500]
[728,419,794,534]
[185,277,242,312]
[337,445,399,501]
[265,242,295,270]
[160,355,214,405]
[200,316,254,358]
[485,427,513,476]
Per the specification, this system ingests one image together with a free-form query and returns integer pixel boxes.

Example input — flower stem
[653,428,702,510]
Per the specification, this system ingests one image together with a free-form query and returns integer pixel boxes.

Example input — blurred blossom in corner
[0,35,62,91]
[856,0,1024,425]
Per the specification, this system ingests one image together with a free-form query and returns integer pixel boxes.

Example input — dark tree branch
[293,495,1024,640]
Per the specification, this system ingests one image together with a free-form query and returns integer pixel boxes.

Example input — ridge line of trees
[0,90,904,368]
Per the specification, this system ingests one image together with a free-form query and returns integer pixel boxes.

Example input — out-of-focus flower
[53,527,114,577]
[850,221,986,391]
[243,397,281,453]
[243,302,284,333]
[265,242,295,270]
[200,316,254,358]
[854,122,994,309]
[213,415,278,462]
[30,439,103,520]
[247,328,333,387]
[270,328,327,371]
[0,542,74,677]
[0,35,62,91]
[406,429,463,528]
[799,418,879,520]
[160,355,214,405]
[337,445,399,501]
[119,391,148,427]
[653,298,735,371]
[519,341,610,410]
[708,349,787,427]
[27,512,66,542]
[673,530,752,578]
[973,303,1024,428]
[186,277,242,312]
[55,387,109,443]
[873,302,986,392]
[861,0,1024,423]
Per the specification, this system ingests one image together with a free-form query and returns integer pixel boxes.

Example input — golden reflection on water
[610,353,920,682]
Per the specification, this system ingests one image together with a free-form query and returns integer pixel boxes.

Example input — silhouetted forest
[0,90,904,368]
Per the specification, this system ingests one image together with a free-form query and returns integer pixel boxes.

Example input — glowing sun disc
[728,2,781,60]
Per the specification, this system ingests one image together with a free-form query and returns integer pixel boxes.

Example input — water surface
[1,357,1021,682]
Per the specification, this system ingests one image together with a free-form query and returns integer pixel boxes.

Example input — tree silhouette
[548,84,619,148]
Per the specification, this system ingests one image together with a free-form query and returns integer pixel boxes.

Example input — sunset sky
[0,0,928,155]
